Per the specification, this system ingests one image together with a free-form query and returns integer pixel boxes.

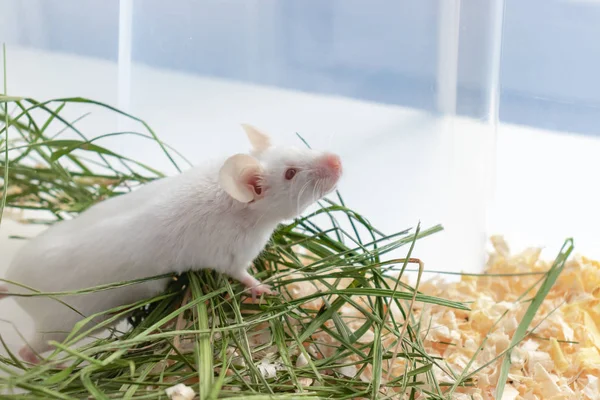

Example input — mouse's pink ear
[219,154,264,203]
[241,124,271,153]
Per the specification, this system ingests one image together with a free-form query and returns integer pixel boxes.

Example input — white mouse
[0,124,342,364]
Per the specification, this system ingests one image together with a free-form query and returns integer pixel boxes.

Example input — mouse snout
[320,153,342,178]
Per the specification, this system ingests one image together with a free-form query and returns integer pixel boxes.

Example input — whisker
[288,172,302,211]
[311,178,320,208]
[252,208,269,229]
[296,180,312,217]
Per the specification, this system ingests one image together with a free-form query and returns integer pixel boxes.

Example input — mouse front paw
[237,271,275,301]
[250,283,273,296]
[248,283,275,303]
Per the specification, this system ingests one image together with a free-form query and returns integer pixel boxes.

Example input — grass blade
[494,238,574,399]
[190,273,213,400]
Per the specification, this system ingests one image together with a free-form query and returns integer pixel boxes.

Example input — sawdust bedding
[166,236,600,400]
[280,236,600,399]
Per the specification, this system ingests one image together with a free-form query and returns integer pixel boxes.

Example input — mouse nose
[322,153,342,176]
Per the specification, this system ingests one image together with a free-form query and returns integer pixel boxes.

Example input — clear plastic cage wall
[0,0,506,273]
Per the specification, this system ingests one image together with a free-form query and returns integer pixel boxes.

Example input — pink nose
[322,153,342,175]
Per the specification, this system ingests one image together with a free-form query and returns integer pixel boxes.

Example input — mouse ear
[219,154,264,203]
[241,124,271,153]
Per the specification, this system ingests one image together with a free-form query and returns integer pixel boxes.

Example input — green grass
[0,49,574,399]
[0,93,461,399]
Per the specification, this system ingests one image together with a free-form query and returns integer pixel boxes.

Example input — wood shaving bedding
[414,236,600,399]
[279,236,600,399]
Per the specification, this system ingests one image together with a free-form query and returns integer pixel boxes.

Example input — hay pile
[159,236,599,400]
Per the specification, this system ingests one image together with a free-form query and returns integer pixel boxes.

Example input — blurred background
[0,0,599,274]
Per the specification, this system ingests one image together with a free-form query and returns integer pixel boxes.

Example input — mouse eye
[285,168,297,180]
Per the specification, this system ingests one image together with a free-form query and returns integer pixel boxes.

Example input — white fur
[2,128,341,357]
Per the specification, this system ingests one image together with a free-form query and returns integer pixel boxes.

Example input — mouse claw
[238,272,276,302]
[250,283,274,302]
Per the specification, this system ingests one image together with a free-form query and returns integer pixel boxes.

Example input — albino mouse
[0,125,342,364]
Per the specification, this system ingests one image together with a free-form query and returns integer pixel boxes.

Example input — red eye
[285,168,297,180]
